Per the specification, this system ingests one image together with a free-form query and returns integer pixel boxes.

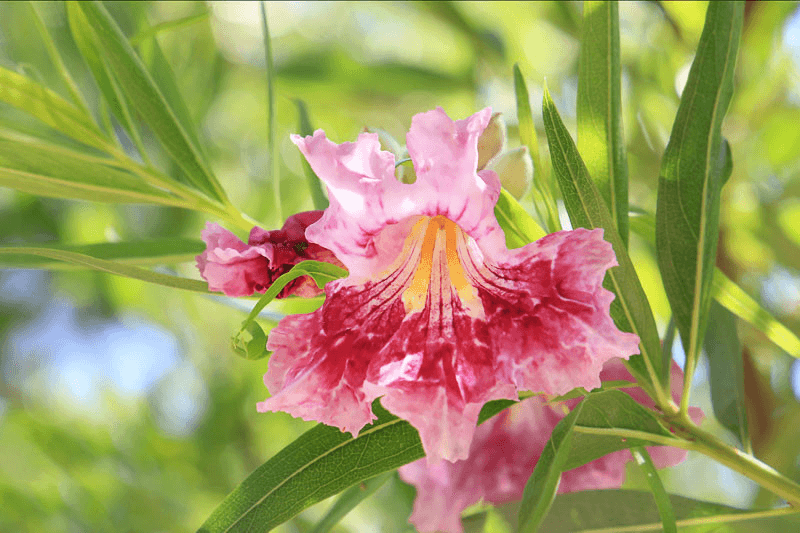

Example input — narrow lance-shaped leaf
[577,0,629,246]
[705,300,751,452]
[542,89,669,408]
[294,99,329,210]
[0,247,210,293]
[28,2,91,116]
[655,1,743,413]
[513,64,560,233]
[628,210,800,359]
[0,238,204,269]
[66,1,149,162]
[260,1,281,222]
[630,447,677,533]
[539,490,800,533]
[0,66,109,151]
[517,391,681,533]
[76,1,228,203]
[0,137,187,206]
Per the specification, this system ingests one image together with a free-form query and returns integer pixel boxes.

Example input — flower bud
[488,145,533,199]
[477,112,506,170]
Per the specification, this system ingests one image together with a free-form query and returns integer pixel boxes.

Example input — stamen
[400,215,484,317]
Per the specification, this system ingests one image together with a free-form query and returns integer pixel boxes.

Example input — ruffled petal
[196,212,343,298]
[399,360,704,533]
[271,108,640,463]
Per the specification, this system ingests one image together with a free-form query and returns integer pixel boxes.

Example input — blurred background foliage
[0,1,799,531]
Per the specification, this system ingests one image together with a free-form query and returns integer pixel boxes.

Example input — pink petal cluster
[257,107,641,462]
[398,360,704,533]
[196,211,343,298]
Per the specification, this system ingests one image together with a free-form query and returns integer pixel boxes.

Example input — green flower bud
[477,112,507,170]
[488,145,533,199]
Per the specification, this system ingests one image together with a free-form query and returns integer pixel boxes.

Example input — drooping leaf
[0,247,210,293]
[705,300,751,452]
[577,0,629,246]
[538,490,800,533]
[630,447,677,533]
[295,99,329,210]
[542,88,669,407]
[655,1,743,412]
[0,137,186,206]
[0,238,204,269]
[0,66,109,151]
[76,2,227,203]
[518,391,680,533]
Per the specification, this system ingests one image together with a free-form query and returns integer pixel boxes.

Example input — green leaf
[307,472,392,533]
[494,188,546,249]
[513,64,560,233]
[517,401,583,533]
[295,99,329,210]
[0,238,204,269]
[196,401,425,533]
[518,390,683,532]
[542,89,669,407]
[0,247,210,293]
[231,260,348,360]
[712,269,800,358]
[260,1,281,222]
[705,301,750,453]
[129,10,211,46]
[538,490,800,533]
[0,66,109,151]
[630,447,677,533]
[655,1,743,413]
[0,137,187,206]
[76,1,227,203]
[136,22,209,165]
[629,211,800,359]
[577,1,629,246]
[66,1,149,162]
[27,2,91,116]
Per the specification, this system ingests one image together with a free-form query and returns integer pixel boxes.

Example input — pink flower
[196,211,343,298]
[398,360,704,533]
[257,107,641,462]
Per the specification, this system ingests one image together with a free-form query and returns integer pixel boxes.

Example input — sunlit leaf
[0,65,109,151]
[76,2,227,203]
[0,246,210,293]
[655,1,743,412]
[295,99,329,210]
[0,238,204,269]
[494,188,546,249]
[0,137,186,205]
[577,0,628,245]
[542,88,668,406]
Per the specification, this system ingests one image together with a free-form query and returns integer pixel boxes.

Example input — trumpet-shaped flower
[257,107,640,462]
[197,211,342,298]
[398,360,704,533]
